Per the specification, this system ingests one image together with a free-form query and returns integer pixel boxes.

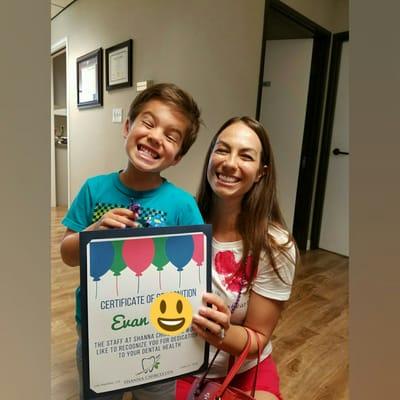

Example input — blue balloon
[90,241,114,281]
[165,235,194,272]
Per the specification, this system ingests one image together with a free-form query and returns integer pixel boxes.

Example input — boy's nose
[147,128,162,145]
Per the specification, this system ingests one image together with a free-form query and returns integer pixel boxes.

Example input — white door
[260,39,313,231]
[319,42,349,256]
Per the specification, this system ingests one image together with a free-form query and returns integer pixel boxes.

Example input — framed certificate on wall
[79,224,212,398]
[105,39,133,91]
[77,48,103,109]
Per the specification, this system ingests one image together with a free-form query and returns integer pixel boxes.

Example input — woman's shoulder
[267,223,292,246]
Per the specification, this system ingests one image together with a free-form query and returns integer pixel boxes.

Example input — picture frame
[79,224,212,398]
[77,48,103,109]
[105,39,133,91]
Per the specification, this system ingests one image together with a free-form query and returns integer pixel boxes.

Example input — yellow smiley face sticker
[149,292,193,336]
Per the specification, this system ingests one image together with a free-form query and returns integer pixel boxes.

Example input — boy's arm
[60,208,138,267]
[60,228,81,267]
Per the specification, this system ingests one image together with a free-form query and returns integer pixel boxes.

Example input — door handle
[332,148,349,156]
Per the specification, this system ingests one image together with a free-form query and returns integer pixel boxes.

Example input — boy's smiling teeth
[138,144,159,159]
[217,173,239,183]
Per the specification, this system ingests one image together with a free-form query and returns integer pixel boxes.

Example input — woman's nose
[222,154,237,169]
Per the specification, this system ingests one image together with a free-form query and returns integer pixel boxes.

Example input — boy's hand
[92,208,139,230]
[61,208,139,267]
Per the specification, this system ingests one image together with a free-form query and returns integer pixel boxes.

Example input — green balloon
[152,237,169,271]
[110,241,126,276]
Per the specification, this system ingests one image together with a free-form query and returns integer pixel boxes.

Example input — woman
[176,117,298,400]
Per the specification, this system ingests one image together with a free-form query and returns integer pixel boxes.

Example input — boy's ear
[122,119,130,138]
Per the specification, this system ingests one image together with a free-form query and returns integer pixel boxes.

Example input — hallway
[51,207,348,399]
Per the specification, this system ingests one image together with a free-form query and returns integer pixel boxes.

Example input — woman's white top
[205,225,296,378]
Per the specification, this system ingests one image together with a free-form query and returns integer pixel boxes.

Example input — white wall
[51,0,265,200]
[260,39,314,231]
[283,0,349,32]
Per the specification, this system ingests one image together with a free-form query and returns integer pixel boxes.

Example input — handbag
[186,327,261,400]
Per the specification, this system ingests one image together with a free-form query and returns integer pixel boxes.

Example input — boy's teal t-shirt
[61,171,204,324]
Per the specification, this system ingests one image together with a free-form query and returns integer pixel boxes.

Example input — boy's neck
[120,164,163,191]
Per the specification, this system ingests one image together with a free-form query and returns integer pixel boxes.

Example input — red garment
[175,355,283,399]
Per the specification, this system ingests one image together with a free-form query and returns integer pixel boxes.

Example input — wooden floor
[51,207,348,400]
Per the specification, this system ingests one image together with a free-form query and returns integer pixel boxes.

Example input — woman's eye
[215,148,228,154]
[241,154,254,161]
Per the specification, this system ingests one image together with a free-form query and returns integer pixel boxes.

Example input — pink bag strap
[195,327,251,391]
[249,331,262,397]
[215,327,261,397]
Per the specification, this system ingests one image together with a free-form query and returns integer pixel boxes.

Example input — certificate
[77,48,103,109]
[105,39,133,91]
[108,47,129,85]
[79,225,212,398]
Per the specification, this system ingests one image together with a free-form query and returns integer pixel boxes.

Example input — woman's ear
[256,164,268,182]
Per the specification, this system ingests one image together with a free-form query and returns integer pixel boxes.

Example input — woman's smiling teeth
[217,173,240,183]
[138,144,159,159]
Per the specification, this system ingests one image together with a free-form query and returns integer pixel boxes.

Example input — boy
[60,83,203,400]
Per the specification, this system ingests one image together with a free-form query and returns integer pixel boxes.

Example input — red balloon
[192,234,204,266]
[122,238,155,277]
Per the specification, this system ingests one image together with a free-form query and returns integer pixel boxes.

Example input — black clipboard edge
[79,224,212,398]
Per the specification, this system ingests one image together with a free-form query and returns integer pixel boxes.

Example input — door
[319,40,349,256]
[256,1,331,250]
[260,38,313,231]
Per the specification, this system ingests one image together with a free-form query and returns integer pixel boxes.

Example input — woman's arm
[192,290,284,357]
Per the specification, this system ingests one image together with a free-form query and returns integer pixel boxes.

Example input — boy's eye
[143,120,153,128]
[166,134,178,143]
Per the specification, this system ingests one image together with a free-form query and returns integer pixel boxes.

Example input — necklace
[229,270,246,313]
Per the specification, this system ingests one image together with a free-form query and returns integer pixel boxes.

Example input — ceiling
[51,0,76,19]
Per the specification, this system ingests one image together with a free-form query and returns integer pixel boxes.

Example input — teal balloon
[166,235,194,272]
[90,241,114,281]
[152,237,169,271]
[110,240,126,276]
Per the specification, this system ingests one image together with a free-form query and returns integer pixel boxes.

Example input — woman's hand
[192,292,231,345]
[92,208,138,230]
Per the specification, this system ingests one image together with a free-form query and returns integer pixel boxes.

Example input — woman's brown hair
[197,116,298,287]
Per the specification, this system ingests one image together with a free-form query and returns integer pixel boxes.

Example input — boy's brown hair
[127,83,202,156]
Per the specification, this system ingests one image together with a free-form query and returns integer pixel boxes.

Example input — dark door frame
[256,0,331,250]
[310,31,349,249]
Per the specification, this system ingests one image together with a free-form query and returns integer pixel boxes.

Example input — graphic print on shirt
[214,250,253,292]
[91,202,167,227]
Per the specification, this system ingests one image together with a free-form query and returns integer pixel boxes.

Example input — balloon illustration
[152,237,169,290]
[110,240,127,296]
[122,238,155,293]
[166,235,194,287]
[192,234,205,284]
[90,241,114,299]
